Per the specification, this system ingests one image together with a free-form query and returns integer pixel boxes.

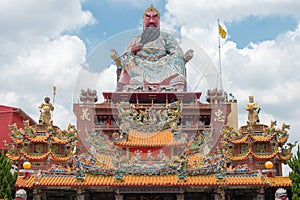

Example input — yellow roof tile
[30,135,49,143]
[227,151,279,161]
[15,174,291,188]
[114,130,185,147]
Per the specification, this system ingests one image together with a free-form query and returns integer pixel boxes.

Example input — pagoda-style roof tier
[6,151,73,162]
[6,122,78,163]
[222,122,295,162]
[113,129,186,148]
[8,123,77,145]
[226,150,290,161]
[10,133,76,145]
[15,174,291,189]
[227,133,288,145]
[102,92,201,103]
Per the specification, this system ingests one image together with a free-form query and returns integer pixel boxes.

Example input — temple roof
[226,151,285,161]
[222,122,294,162]
[227,133,288,145]
[6,151,73,162]
[6,122,78,163]
[114,130,186,148]
[16,174,291,188]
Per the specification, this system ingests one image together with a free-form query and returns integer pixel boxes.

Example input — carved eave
[14,173,292,189]
[226,151,280,161]
[227,133,279,145]
[6,151,74,162]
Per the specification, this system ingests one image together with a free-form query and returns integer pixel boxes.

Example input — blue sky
[228,15,297,48]
[75,1,298,52]
[1,0,300,175]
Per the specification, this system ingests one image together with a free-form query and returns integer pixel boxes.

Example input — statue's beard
[141,27,160,44]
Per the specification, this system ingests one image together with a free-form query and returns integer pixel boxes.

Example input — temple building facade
[6,5,294,200]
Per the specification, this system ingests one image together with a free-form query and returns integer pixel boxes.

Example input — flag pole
[52,86,56,119]
[217,19,223,90]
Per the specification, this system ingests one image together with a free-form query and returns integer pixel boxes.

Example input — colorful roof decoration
[6,121,78,163]
[114,129,186,147]
[15,173,291,188]
[117,100,182,137]
[222,120,295,162]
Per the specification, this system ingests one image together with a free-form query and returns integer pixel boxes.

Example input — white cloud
[0,0,95,38]
[0,0,94,128]
[0,35,86,127]
[164,0,300,28]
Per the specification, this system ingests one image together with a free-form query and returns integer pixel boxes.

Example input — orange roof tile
[252,135,273,142]
[229,134,273,144]
[230,136,248,144]
[10,138,24,144]
[6,154,21,161]
[114,130,185,147]
[16,174,291,188]
[266,176,292,187]
[7,151,73,162]
[252,151,279,160]
[22,152,50,160]
[228,132,289,145]
[29,135,49,143]
[227,152,251,161]
[227,151,279,161]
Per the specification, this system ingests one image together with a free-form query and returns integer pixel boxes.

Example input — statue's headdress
[44,96,50,101]
[143,5,160,18]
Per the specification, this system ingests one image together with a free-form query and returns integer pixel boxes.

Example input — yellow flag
[219,24,227,39]
[53,86,57,96]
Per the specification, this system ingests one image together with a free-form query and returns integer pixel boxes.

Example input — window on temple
[33,143,44,154]
[203,115,211,126]
[51,144,59,154]
[100,116,107,126]
[255,143,266,153]
[240,144,248,154]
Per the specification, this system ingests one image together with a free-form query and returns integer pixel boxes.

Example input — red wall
[0,106,14,149]
[0,105,35,149]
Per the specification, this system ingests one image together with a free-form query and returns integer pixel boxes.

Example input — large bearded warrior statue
[111,5,193,91]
